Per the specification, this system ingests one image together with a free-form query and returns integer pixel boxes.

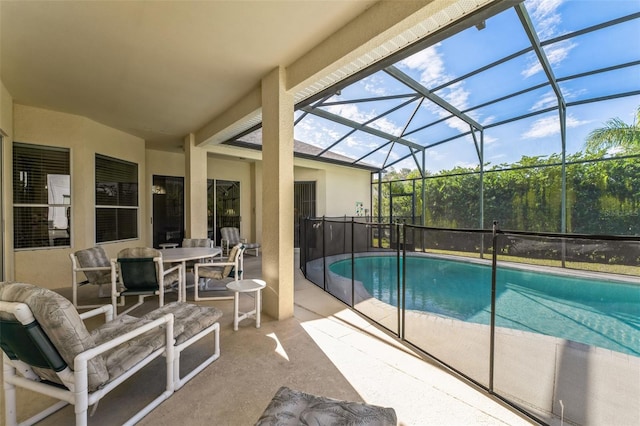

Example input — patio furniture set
[0,231,397,425]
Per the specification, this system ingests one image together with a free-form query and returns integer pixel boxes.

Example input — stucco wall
[13,104,147,289]
[1,79,13,281]
[295,159,371,218]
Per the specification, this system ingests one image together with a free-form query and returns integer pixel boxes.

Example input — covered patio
[7,254,533,425]
[1,1,638,424]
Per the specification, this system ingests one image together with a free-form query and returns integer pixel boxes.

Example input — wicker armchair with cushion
[69,246,114,309]
[111,247,182,317]
[220,227,260,256]
[0,281,223,425]
[193,243,245,301]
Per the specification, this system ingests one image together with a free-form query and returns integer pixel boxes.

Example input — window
[294,181,316,248]
[13,142,71,249]
[95,154,138,243]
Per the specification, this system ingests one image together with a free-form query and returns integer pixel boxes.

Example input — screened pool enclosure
[229,1,639,425]
[228,0,639,235]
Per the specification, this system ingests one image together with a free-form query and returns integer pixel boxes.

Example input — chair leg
[3,358,18,426]
[173,323,220,390]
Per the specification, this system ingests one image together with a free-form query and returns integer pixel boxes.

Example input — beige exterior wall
[1,79,14,281]
[143,149,372,249]
[2,102,371,289]
[294,160,371,217]
[12,104,147,289]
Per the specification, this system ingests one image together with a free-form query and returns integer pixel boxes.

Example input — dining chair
[193,243,245,301]
[220,227,260,256]
[69,246,114,309]
[111,247,183,316]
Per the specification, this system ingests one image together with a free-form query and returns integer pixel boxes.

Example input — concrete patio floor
[2,253,539,425]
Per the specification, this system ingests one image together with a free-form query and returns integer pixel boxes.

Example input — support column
[185,133,208,238]
[261,66,294,320]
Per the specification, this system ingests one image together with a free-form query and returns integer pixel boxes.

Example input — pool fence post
[489,220,498,393]
[396,221,402,338]
[351,217,355,308]
[301,217,306,275]
[322,216,326,292]
[401,221,406,339]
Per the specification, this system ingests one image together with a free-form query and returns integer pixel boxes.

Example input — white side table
[226,279,266,331]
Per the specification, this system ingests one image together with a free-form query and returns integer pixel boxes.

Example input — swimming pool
[329,255,640,356]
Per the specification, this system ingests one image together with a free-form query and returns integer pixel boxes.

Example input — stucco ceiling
[0,0,377,151]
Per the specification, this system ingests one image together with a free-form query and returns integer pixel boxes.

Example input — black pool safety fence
[299,217,640,426]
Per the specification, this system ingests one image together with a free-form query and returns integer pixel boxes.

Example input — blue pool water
[330,256,640,356]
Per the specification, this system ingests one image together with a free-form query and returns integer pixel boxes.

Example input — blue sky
[291,0,640,173]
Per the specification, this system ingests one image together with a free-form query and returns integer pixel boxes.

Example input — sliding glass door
[152,175,184,248]
[207,179,240,245]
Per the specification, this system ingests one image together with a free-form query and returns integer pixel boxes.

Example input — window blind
[13,142,70,249]
[95,154,138,243]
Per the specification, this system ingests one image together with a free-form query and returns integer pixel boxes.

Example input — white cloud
[483,135,498,145]
[362,75,388,96]
[521,0,574,78]
[522,41,575,78]
[522,115,560,138]
[528,0,564,39]
[399,45,447,87]
[326,103,373,123]
[566,114,590,129]
[295,118,346,148]
[425,148,445,161]
[530,90,558,111]
[327,98,402,136]
[522,113,589,139]
[442,82,470,110]
[369,116,402,136]
[482,115,497,126]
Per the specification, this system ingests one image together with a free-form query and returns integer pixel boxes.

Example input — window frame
[12,142,71,250]
[95,153,139,243]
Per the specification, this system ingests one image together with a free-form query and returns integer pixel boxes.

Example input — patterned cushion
[221,228,261,250]
[196,244,241,280]
[223,245,239,277]
[140,302,222,345]
[118,247,161,259]
[75,246,112,284]
[220,227,241,244]
[182,238,212,248]
[197,267,225,280]
[91,314,166,380]
[0,282,109,391]
[256,386,397,426]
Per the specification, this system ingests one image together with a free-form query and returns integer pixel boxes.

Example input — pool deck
[309,253,640,425]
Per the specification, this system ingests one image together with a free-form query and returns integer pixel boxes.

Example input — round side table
[226,279,266,331]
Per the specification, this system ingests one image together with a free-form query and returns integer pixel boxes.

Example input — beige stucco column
[184,133,208,238]
[261,66,294,320]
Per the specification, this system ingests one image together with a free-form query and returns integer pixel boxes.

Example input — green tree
[585,105,640,153]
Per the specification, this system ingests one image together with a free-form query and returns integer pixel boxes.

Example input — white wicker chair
[69,246,114,309]
[111,247,182,317]
[193,243,245,301]
[0,281,223,425]
[220,227,260,256]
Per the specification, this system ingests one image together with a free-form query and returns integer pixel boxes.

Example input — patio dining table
[161,246,222,301]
